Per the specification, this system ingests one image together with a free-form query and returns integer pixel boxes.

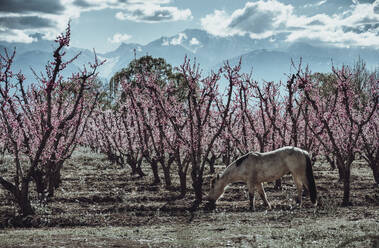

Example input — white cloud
[0,29,36,43]
[304,0,328,8]
[0,0,84,42]
[107,33,132,43]
[286,2,379,48]
[115,11,127,20]
[189,37,200,46]
[200,10,235,37]
[317,0,327,6]
[161,38,169,46]
[201,0,379,49]
[0,0,192,43]
[115,5,192,23]
[170,33,187,45]
[201,0,293,38]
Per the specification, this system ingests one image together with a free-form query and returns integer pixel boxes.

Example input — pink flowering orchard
[87,54,377,208]
[0,24,103,216]
[1,25,377,218]
[296,65,378,206]
[359,86,379,185]
[84,107,145,177]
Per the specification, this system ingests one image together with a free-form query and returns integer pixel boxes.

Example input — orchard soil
[0,148,378,247]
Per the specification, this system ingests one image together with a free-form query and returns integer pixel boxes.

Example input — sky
[0,0,378,53]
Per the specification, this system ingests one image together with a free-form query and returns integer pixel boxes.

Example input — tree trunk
[18,180,35,216]
[178,170,187,198]
[325,154,336,170]
[47,168,61,198]
[128,157,145,177]
[32,168,46,201]
[129,163,138,176]
[191,165,204,209]
[107,151,122,166]
[162,166,172,188]
[222,154,231,166]
[32,161,63,201]
[192,180,203,209]
[150,160,160,185]
[369,161,379,186]
[135,165,145,178]
[208,155,217,174]
[274,179,282,190]
[342,164,351,206]
[0,176,34,217]
[176,153,188,198]
[361,148,378,186]
[337,162,345,182]
[162,156,175,189]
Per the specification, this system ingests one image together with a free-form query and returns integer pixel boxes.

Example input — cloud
[304,0,328,8]
[108,33,132,43]
[0,0,192,43]
[317,0,327,6]
[201,0,292,39]
[0,0,65,14]
[161,38,169,46]
[286,2,379,47]
[0,29,36,43]
[229,1,292,33]
[202,0,379,48]
[0,16,54,30]
[200,10,233,37]
[189,37,200,46]
[115,5,192,23]
[0,0,81,42]
[170,33,187,45]
[72,0,94,8]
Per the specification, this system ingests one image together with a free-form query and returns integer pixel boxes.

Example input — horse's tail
[305,154,317,205]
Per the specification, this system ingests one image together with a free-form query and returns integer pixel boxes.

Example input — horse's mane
[233,152,261,167]
[235,153,250,167]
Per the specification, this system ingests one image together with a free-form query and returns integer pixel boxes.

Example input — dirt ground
[0,147,378,248]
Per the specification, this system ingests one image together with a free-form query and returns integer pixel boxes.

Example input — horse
[207,146,317,210]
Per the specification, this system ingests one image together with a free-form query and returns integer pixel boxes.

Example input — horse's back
[260,146,308,173]
[247,149,291,182]
[278,147,308,176]
[233,147,309,183]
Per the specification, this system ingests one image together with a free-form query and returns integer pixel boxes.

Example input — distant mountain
[226,49,294,82]
[1,29,378,86]
[97,29,286,79]
[0,39,99,84]
[287,42,379,67]
[227,42,379,82]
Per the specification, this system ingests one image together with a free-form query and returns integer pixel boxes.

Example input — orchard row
[0,25,377,217]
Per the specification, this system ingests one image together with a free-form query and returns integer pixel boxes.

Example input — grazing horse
[207,146,317,210]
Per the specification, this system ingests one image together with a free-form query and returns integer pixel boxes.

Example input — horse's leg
[292,175,304,207]
[257,183,272,210]
[247,182,256,211]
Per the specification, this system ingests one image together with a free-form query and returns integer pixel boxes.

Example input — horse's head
[207,174,224,204]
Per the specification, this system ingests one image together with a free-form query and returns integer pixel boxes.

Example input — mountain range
[1,29,378,86]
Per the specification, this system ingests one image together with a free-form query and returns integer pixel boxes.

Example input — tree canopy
[108,55,186,102]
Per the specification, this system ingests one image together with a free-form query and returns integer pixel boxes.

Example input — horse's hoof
[204,201,216,211]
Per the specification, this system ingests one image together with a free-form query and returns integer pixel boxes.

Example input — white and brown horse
[207,147,317,210]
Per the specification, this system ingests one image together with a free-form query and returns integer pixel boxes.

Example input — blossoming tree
[0,24,103,216]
